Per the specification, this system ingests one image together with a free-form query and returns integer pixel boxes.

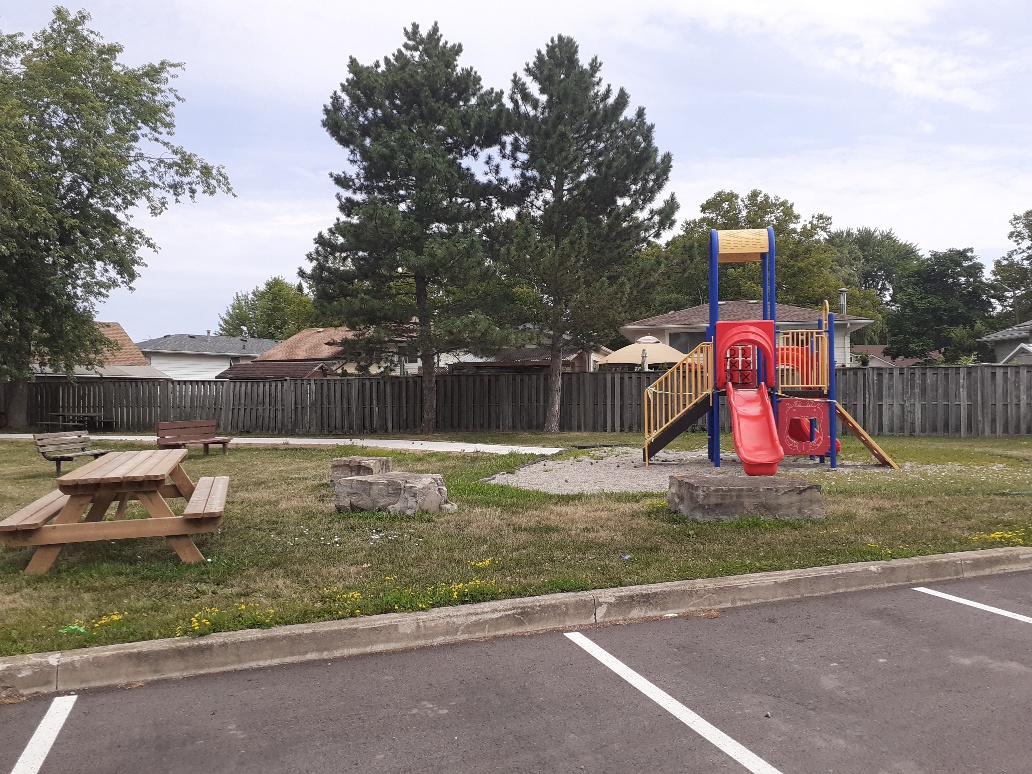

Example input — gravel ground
[483,446,890,494]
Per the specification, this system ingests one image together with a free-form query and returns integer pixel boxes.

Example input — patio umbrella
[598,336,686,371]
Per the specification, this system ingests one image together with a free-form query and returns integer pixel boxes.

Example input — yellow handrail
[644,342,713,444]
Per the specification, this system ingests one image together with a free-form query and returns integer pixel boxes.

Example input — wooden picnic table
[0,449,229,574]
[50,411,115,431]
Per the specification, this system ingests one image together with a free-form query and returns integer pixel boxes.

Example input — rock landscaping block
[329,456,394,483]
[668,473,824,522]
[334,472,457,515]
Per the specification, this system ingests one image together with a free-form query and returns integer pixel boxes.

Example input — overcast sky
[6,1,1031,342]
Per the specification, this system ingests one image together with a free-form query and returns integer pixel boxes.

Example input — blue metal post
[761,252,769,321]
[767,226,776,325]
[766,226,777,421]
[828,311,838,469]
[709,230,721,467]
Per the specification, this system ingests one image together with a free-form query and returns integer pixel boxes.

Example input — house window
[669,332,697,353]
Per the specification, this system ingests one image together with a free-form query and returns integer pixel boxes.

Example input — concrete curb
[3,547,1031,699]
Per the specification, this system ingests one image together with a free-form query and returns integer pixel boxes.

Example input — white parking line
[10,695,77,774]
[565,632,784,774]
[914,587,1032,624]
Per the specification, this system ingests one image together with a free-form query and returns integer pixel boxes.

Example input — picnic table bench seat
[156,420,232,455]
[0,490,71,533]
[34,431,111,476]
[184,476,230,519]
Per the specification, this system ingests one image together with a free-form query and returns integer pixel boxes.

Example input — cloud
[672,137,1032,253]
[649,0,1023,110]
[96,193,338,340]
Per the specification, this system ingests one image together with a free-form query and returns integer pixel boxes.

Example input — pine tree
[303,23,508,434]
[501,35,677,432]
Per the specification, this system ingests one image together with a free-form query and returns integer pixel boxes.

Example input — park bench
[156,420,232,455]
[33,431,111,476]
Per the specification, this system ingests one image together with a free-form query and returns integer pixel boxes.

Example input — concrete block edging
[3,547,1030,700]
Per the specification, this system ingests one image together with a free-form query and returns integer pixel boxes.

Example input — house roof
[1000,343,1032,364]
[97,322,150,365]
[216,359,339,379]
[488,347,579,363]
[979,320,1032,343]
[623,301,870,329]
[850,344,930,368]
[135,333,280,356]
[32,322,171,378]
[255,327,352,361]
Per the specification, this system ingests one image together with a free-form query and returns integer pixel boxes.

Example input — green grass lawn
[1,432,1030,656]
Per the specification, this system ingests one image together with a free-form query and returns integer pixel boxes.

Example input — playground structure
[643,227,898,475]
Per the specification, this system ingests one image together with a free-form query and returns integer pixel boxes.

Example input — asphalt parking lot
[4,571,1032,773]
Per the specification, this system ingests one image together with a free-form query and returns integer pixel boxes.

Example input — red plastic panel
[777,398,829,456]
[714,320,776,389]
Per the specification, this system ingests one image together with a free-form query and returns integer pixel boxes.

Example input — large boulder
[329,456,394,483]
[334,471,457,515]
[668,473,824,522]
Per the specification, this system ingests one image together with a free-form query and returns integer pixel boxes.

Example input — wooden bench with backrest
[156,420,233,455]
[33,431,111,476]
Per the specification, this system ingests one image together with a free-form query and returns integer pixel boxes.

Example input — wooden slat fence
[18,365,1032,437]
[835,365,1032,437]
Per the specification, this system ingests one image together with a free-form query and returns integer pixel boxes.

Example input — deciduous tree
[216,277,315,340]
[653,190,840,312]
[0,8,231,426]
[885,248,994,363]
[991,209,1032,325]
[824,227,922,344]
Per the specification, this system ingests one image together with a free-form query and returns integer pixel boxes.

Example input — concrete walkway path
[0,433,565,456]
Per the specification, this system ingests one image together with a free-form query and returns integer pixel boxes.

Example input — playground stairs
[643,396,712,462]
[835,403,900,470]
[643,342,713,463]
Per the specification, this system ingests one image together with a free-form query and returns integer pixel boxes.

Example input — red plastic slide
[726,381,785,476]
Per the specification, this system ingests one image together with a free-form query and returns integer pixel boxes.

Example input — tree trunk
[415,274,437,436]
[6,378,30,430]
[420,351,437,435]
[544,335,563,433]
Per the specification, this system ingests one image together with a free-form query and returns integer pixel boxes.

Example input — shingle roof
[135,333,280,356]
[850,344,930,368]
[255,327,353,361]
[979,320,1032,343]
[97,322,149,366]
[623,301,869,328]
[216,360,338,379]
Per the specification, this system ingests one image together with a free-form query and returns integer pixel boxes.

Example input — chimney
[839,288,848,317]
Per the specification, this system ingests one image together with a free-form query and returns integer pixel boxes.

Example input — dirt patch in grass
[483,445,893,494]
